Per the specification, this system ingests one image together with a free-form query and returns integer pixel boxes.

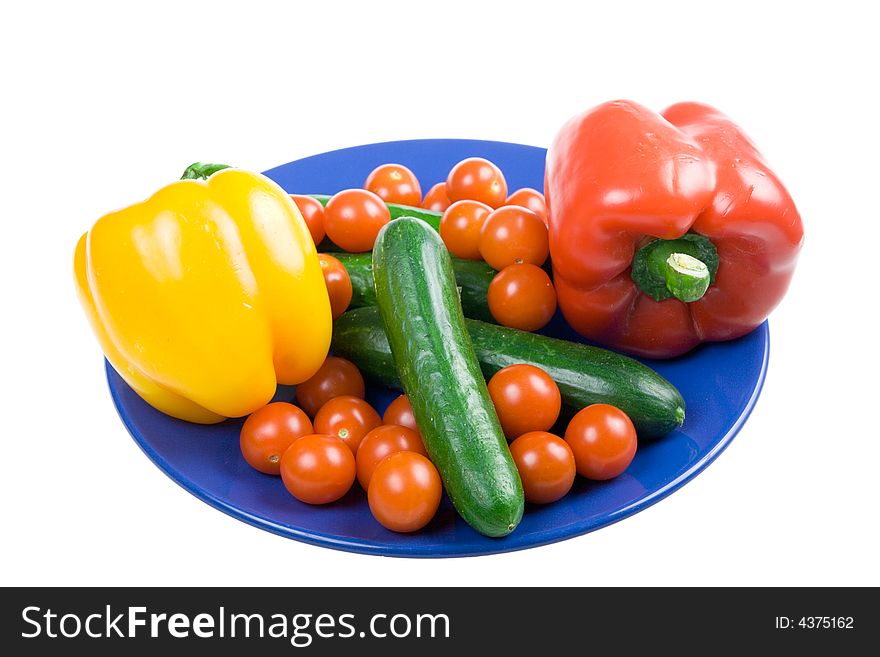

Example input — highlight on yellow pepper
[74,165,332,424]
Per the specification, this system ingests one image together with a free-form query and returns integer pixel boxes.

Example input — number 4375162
[775,617,854,629]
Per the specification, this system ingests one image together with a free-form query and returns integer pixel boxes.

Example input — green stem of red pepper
[631,233,719,303]
[180,162,232,180]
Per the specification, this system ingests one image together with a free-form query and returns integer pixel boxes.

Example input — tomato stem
[631,233,719,303]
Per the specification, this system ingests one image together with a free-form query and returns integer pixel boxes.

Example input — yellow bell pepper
[74,167,332,424]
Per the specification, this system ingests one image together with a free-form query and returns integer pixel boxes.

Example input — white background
[3,0,878,586]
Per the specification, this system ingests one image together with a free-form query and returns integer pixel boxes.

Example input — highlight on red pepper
[545,100,804,358]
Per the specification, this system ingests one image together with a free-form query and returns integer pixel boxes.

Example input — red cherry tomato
[239,402,314,475]
[318,253,352,320]
[323,189,391,252]
[368,452,442,532]
[356,424,427,490]
[313,395,382,454]
[564,404,638,480]
[505,188,548,224]
[479,205,549,270]
[487,364,561,438]
[439,200,493,260]
[280,434,356,504]
[290,194,326,245]
[382,394,419,433]
[446,157,508,208]
[365,163,422,206]
[488,263,557,331]
[422,182,451,212]
[509,431,576,504]
[296,356,365,417]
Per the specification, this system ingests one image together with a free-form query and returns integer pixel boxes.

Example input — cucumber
[372,217,523,538]
[327,252,375,309]
[332,307,686,438]
[328,251,496,323]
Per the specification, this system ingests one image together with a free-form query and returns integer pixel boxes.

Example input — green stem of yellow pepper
[180,162,232,180]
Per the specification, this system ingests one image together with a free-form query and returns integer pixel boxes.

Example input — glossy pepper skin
[545,100,804,358]
[74,169,332,423]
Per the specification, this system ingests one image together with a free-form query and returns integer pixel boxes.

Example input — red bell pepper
[545,100,803,358]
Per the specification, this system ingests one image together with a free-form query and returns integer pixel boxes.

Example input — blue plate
[106,139,769,558]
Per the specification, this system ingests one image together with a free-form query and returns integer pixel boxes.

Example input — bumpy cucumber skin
[329,251,496,324]
[449,258,496,324]
[331,307,686,438]
[371,218,523,538]
[327,252,375,309]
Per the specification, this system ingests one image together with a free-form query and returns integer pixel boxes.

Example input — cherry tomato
[446,157,508,208]
[505,188,548,224]
[368,452,442,532]
[323,189,391,252]
[239,402,314,475]
[479,205,549,270]
[488,263,557,331]
[487,364,561,438]
[318,253,352,320]
[382,394,419,433]
[296,356,365,417]
[356,424,427,490]
[422,182,451,212]
[313,395,381,454]
[564,404,637,480]
[365,163,422,206]
[509,431,575,504]
[280,434,356,504]
[290,194,326,245]
[439,200,493,260]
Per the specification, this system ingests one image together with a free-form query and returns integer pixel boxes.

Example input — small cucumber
[372,217,523,538]
[332,307,686,438]
[328,251,496,324]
